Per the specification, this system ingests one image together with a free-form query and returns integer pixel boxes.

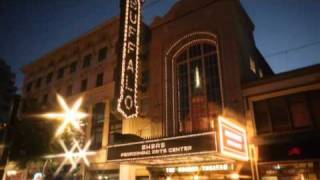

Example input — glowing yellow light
[194,66,201,88]
[194,175,199,180]
[42,94,87,136]
[218,116,249,161]
[45,139,95,175]
[230,173,240,179]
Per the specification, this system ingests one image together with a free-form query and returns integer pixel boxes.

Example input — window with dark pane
[57,67,65,79]
[42,94,48,104]
[80,79,87,92]
[253,101,272,134]
[83,54,92,68]
[35,78,42,88]
[175,42,221,134]
[98,47,108,62]
[46,72,53,84]
[70,61,77,73]
[66,84,73,96]
[91,102,105,150]
[108,113,122,145]
[288,94,312,128]
[308,90,320,127]
[26,82,33,92]
[96,73,104,87]
[268,97,291,132]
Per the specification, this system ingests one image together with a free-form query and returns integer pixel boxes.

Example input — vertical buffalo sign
[117,0,141,118]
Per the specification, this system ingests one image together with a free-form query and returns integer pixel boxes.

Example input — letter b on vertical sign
[117,0,141,118]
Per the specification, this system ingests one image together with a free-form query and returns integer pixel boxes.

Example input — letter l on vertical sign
[117,0,141,118]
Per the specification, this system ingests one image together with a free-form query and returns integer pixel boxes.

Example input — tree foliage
[9,98,59,168]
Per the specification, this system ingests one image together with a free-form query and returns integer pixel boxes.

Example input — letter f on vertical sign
[117,0,141,118]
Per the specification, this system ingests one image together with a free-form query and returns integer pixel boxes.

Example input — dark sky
[1,0,320,91]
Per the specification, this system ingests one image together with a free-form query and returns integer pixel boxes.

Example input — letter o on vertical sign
[117,0,141,118]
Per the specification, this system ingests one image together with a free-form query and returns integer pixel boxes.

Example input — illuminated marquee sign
[165,163,234,174]
[218,116,249,161]
[117,0,141,118]
[107,132,216,161]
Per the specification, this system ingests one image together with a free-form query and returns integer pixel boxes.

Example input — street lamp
[42,94,95,176]
[42,94,87,136]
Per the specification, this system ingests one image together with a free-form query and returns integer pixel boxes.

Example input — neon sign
[117,0,141,118]
[218,116,249,161]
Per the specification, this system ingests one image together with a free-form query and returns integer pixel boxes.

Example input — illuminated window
[250,57,256,74]
[258,69,263,78]
[91,102,105,150]
[98,47,108,62]
[175,42,221,133]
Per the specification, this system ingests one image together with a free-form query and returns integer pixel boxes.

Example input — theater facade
[21,0,320,180]
[108,0,273,179]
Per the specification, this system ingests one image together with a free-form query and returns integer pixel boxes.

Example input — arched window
[91,102,105,150]
[175,42,221,133]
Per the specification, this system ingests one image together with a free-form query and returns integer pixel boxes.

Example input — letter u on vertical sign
[117,0,141,118]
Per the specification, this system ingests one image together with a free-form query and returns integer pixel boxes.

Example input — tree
[9,98,59,168]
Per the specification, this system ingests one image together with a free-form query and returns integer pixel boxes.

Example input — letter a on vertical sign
[117,0,141,118]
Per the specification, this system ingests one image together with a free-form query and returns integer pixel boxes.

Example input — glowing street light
[45,139,95,176]
[42,94,87,136]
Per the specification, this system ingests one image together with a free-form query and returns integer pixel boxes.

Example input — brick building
[16,0,319,180]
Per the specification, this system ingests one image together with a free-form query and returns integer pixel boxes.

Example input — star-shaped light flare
[42,94,87,136]
[45,139,95,176]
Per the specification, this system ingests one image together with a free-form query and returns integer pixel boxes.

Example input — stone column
[120,164,136,180]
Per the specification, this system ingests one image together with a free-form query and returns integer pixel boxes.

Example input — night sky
[0,0,319,91]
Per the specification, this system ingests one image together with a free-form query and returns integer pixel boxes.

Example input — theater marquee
[117,0,141,118]
[107,132,217,161]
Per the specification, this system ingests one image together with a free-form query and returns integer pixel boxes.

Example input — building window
[46,72,53,84]
[80,79,87,92]
[96,73,104,87]
[258,69,264,78]
[253,90,319,134]
[42,94,48,104]
[91,102,105,150]
[66,84,73,96]
[108,113,122,145]
[70,61,77,74]
[57,67,65,79]
[268,97,291,131]
[98,47,108,62]
[26,82,33,92]
[253,101,272,134]
[308,90,320,126]
[288,94,312,128]
[250,57,256,74]
[35,78,42,88]
[175,42,221,133]
[83,54,92,68]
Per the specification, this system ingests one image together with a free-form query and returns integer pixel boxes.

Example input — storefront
[258,138,320,180]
